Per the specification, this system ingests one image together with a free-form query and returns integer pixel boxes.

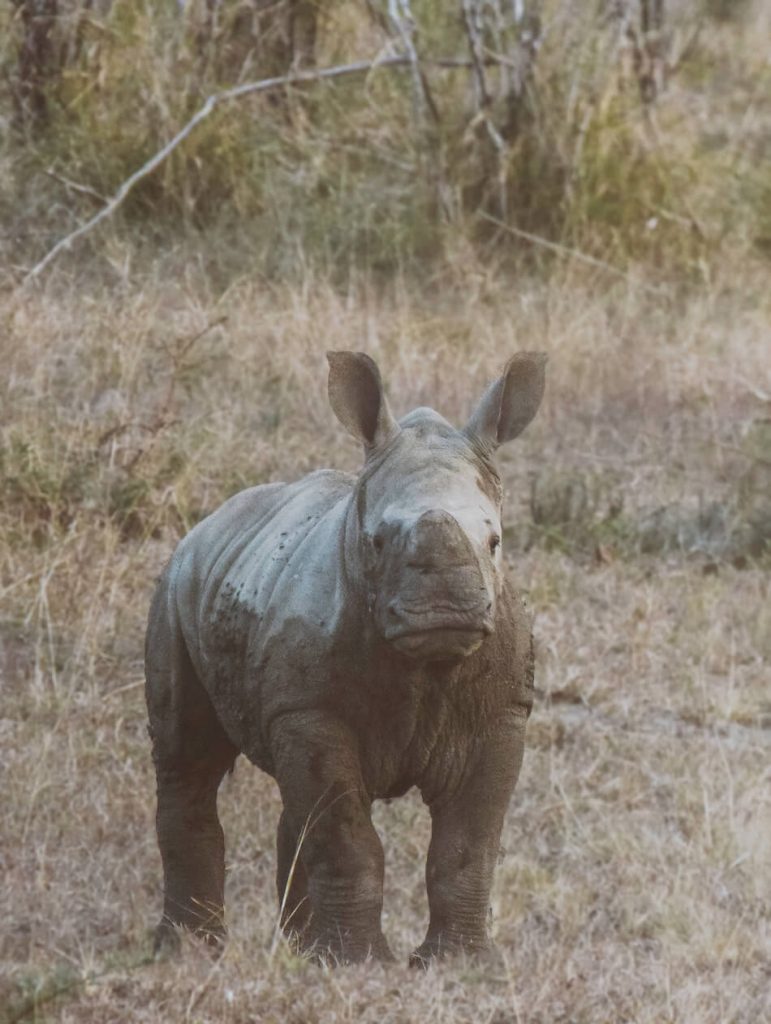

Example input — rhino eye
[489,534,501,555]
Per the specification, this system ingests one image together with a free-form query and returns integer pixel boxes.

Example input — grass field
[1,259,769,1022]
[2,1,771,1019]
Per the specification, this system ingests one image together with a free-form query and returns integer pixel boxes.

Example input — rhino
[145,350,546,965]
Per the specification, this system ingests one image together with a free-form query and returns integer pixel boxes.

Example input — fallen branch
[23,54,481,284]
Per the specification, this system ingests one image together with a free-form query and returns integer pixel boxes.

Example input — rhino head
[328,350,546,662]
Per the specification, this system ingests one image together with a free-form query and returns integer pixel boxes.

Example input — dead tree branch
[24,55,452,283]
[22,50,525,283]
[461,0,490,108]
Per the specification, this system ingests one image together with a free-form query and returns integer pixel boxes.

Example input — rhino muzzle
[387,623,491,661]
[383,594,495,661]
[375,509,496,661]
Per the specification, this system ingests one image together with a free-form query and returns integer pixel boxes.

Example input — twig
[708,439,771,468]
[184,955,224,1021]
[668,19,702,76]
[139,319,227,466]
[94,316,225,471]
[161,314,229,365]
[479,211,664,293]
[104,678,145,699]
[44,168,107,204]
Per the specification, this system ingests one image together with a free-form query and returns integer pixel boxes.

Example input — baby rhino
[145,350,546,966]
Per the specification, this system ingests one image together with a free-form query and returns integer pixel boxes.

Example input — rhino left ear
[465,352,547,451]
[327,351,400,453]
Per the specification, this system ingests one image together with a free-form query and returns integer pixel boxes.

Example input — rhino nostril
[387,603,400,619]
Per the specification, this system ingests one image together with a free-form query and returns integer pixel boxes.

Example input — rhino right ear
[327,351,400,453]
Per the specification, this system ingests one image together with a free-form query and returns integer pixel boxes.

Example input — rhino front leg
[411,711,527,967]
[271,711,393,964]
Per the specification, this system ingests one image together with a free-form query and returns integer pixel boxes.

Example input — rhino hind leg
[152,752,234,954]
[146,588,236,954]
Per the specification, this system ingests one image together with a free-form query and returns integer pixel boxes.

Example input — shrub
[1,0,769,279]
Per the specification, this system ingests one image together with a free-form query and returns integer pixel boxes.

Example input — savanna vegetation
[1,1,769,1021]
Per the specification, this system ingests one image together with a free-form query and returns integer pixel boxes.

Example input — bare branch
[23,57,412,284]
[461,0,490,108]
[23,52,512,284]
[44,167,107,204]
[386,0,439,125]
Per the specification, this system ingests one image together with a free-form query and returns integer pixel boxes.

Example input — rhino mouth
[384,599,493,659]
[388,626,488,661]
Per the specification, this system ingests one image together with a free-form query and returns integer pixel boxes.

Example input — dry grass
[2,5,770,1021]
[1,255,769,1022]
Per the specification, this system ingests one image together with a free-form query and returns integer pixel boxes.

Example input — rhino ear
[327,351,400,452]
[465,352,547,451]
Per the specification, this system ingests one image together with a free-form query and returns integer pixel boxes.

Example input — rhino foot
[153,919,226,960]
[305,931,395,967]
[409,936,497,969]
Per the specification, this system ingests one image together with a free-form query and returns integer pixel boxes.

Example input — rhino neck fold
[341,487,373,616]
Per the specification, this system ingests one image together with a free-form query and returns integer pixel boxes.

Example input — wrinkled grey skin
[145,350,546,966]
